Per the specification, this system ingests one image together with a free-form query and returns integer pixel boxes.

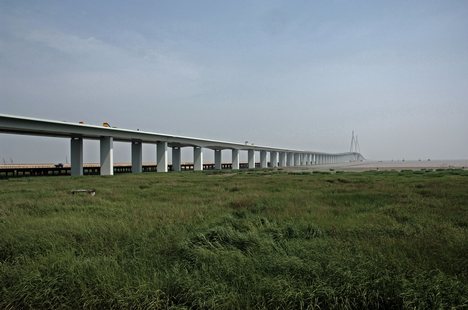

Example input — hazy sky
[1,0,467,163]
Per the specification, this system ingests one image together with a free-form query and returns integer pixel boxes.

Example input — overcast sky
[1,0,467,163]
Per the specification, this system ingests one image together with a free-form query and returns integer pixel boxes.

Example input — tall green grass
[1,169,467,309]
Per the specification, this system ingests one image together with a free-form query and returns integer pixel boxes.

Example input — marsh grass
[1,169,467,309]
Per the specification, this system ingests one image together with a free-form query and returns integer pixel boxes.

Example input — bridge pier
[270,151,278,168]
[194,146,203,171]
[279,152,286,167]
[131,141,142,173]
[71,137,83,176]
[248,149,255,169]
[157,141,168,172]
[260,150,267,168]
[287,152,293,166]
[172,147,181,172]
[100,136,114,175]
[232,149,240,170]
[214,149,222,170]
[294,153,300,166]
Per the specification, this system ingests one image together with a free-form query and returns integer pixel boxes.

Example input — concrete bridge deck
[0,114,365,176]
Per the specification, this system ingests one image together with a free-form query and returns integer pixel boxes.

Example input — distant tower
[355,135,360,153]
[349,130,360,153]
[349,130,355,153]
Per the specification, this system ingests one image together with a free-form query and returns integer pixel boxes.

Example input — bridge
[0,114,364,176]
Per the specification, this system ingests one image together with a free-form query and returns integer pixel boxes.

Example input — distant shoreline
[291,160,468,172]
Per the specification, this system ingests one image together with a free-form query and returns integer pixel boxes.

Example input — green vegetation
[1,169,467,309]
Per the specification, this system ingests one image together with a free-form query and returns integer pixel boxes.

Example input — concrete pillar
[271,151,278,168]
[286,152,293,166]
[157,141,168,172]
[214,149,222,170]
[100,136,114,176]
[248,149,255,169]
[294,153,300,166]
[172,147,181,172]
[232,149,240,170]
[279,152,286,167]
[260,150,267,168]
[194,146,203,171]
[70,137,83,176]
[131,141,142,173]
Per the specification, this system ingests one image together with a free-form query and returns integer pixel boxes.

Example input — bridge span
[0,114,364,176]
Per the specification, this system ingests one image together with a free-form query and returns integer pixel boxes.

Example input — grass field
[1,169,467,309]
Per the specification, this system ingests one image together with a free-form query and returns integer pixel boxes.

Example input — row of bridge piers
[70,137,359,176]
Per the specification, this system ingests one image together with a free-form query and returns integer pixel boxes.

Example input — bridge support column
[194,147,203,171]
[232,149,239,170]
[270,151,278,168]
[172,147,181,172]
[294,153,300,166]
[214,149,222,170]
[71,137,83,176]
[260,150,267,168]
[248,149,255,169]
[131,141,142,173]
[100,136,114,176]
[279,152,286,167]
[287,153,293,166]
[157,141,168,172]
